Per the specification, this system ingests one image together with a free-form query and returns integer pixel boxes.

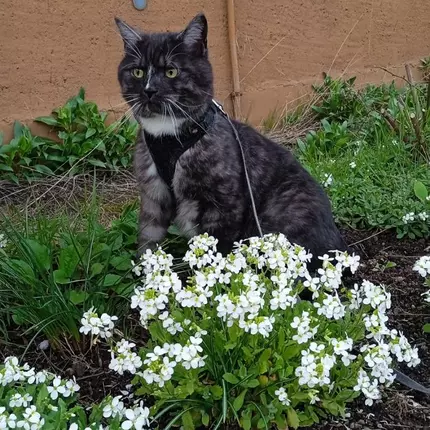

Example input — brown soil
[1,228,430,429]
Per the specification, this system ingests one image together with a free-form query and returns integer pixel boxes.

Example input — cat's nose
[144,89,157,99]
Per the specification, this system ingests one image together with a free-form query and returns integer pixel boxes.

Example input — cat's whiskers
[167,98,208,133]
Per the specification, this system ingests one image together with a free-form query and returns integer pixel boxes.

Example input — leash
[212,99,263,237]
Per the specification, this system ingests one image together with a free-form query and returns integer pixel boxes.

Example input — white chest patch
[139,115,185,137]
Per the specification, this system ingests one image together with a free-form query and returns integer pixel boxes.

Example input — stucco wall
[1,0,429,138]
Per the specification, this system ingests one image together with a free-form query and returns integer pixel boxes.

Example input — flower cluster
[93,232,420,425]
[131,248,182,327]
[139,335,207,387]
[0,357,82,430]
[109,339,143,375]
[413,255,430,304]
[79,307,118,339]
[402,211,429,224]
[0,356,153,430]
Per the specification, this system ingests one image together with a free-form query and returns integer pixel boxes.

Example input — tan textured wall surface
[1,0,430,138]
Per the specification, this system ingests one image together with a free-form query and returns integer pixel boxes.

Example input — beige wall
[1,0,429,139]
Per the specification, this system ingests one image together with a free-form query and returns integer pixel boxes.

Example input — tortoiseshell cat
[115,14,348,270]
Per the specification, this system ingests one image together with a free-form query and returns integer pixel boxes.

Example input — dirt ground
[1,228,430,429]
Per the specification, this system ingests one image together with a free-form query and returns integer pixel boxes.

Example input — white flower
[314,293,345,320]
[361,280,391,312]
[295,348,335,388]
[418,212,429,221]
[275,387,291,406]
[121,402,150,430]
[239,316,275,337]
[103,396,125,419]
[323,173,333,187]
[16,406,45,430]
[47,376,63,400]
[27,371,47,385]
[9,393,33,408]
[413,256,430,278]
[349,161,356,169]
[402,212,415,224]
[354,369,381,406]
[331,337,356,366]
[109,340,142,375]
[79,307,118,339]
[390,333,420,367]
[0,233,7,249]
[291,311,318,344]
[141,356,176,387]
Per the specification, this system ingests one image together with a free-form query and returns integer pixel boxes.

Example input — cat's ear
[181,14,208,55]
[115,18,141,48]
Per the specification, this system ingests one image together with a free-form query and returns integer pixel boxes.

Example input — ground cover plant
[293,72,430,240]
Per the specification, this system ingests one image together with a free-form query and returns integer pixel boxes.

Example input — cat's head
[115,14,213,125]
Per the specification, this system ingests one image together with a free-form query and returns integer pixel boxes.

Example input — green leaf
[423,323,430,333]
[85,128,97,139]
[36,385,49,408]
[0,164,14,172]
[110,255,131,271]
[34,164,55,176]
[8,259,35,280]
[90,263,104,278]
[287,407,300,429]
[35,116,59,126]
[243,379,259,388]
[53,269,70,284]
[102,274,122,287]
[201,411,210,426]
[69,290,88,305]
[223,373,239,384]
[24,239,51,270]
[241,409,252,430]
[275,413,287,429]
[13,121,25,137]
[258,348,272,373]
[181,411,195,430]
[88,159,106,168]
[59,245,80,277]
[414,180,428,202]
[233,389,247,411]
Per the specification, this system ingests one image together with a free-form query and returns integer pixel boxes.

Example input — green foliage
[0,89,137,183]
[0,200,138,345]
[296,75,430,238]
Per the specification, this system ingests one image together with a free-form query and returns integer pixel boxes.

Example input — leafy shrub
[85,233,420,429]
[0,89,138,183]
[0,356,152,429]
[297,119,352,157]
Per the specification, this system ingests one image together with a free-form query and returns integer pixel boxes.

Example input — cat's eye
[132,68,145,79]
[165,68,178,78]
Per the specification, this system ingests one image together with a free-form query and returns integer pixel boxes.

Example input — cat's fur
[115,14,349,270]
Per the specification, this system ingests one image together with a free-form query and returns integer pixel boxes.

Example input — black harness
[144,102,218,189]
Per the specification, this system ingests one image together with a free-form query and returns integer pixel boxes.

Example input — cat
[115,14,349,271]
